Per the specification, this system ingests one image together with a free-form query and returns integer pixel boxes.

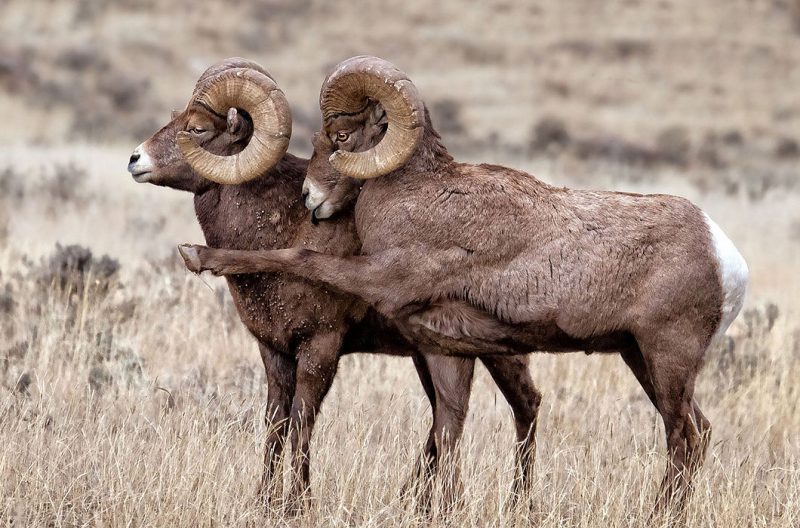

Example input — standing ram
[178,55,749,513]
[128,58,541,511]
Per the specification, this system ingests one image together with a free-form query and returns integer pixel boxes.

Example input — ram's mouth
[310,206,321,225]
[131,171,152,183]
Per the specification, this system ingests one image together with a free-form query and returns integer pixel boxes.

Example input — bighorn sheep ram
[179,55,749,511]
[128,58,541,510]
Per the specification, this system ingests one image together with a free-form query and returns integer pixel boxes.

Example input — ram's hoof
[178,245,203,273]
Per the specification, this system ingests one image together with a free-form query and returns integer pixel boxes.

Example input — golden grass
[0,263,797,527]
[1,145,798,526]
[1,0,799,524]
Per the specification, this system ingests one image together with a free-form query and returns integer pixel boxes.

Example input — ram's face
[127,103,252,193]
[302,102,387,220]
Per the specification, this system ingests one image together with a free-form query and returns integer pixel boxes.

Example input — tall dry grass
[0,247,797,526]
[1,0,799,523]
[0,151,798,526]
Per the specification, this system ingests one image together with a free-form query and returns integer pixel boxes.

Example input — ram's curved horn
[319,56,424,179]
[177,68,291,185]
[192,57,276,97]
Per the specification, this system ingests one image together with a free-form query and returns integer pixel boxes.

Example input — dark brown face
[302,101,387,219]
[127,103,253,194]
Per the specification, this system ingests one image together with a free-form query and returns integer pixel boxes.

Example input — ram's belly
[401,300,635,356]
[462,252,635,339]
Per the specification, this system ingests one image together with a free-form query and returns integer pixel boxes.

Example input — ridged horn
[193,57,276,97]
[319,56,424,179]
[177,67,291,185]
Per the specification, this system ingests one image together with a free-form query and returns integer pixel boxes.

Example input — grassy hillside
[0,1,798,526]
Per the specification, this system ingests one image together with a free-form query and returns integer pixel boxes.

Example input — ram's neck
[409,108,454,173]
[193,154,309,251]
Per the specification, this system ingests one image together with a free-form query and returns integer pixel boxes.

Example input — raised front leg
[258,342,296,509]
[178,244,468,317]
[285,331,342,514]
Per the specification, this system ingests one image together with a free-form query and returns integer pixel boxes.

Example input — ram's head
[127,58,291,193]
[301,56,425,219]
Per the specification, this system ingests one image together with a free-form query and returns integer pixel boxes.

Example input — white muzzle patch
[302,179,328,211]
[127,144,155,183]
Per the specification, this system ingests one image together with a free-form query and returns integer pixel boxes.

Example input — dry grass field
[1,1,799,526]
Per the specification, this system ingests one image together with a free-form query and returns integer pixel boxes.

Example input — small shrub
[697,133,727,169]
[711,303,781,387]
[721,129,744,146]
[57,45,109,72]
[37,163,88,207]
[430,99,465,136]
[655,126,691,167]
[0,167,26,201]
[529,116,570,153]
[775,137,799,159]
[98,71,149,112]
[34,243,120,298]
[89,332,146,393]
[573,135,658,166]
[0,46,39,93]
[0,284,15,316]
[609,38,652,60]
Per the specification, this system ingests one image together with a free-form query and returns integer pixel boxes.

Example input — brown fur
[129,67,541,511]
[181,99,734,513]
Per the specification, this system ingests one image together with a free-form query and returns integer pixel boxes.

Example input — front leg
[422,353,475,513]
[178,244,470,318]
[480,354,541,504]
[401,354,439,503]
[257,342,296,509]
[285,331,342,515]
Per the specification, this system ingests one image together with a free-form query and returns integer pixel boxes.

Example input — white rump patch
[704,213,749,342]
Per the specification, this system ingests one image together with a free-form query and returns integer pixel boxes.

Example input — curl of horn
[319,56,424,179]
[193,57,275,97]
[177,67,291,185]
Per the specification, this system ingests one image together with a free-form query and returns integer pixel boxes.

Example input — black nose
[301,189,309,201]
[129,153,140,165]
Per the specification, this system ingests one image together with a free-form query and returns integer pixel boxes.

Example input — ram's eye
[336,132,349,142]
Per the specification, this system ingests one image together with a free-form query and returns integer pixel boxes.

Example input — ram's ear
[370,104,388,127]
[226,107,247,137]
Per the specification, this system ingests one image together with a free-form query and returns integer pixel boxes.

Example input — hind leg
[634,323,711,513]
[690,399,712,470]
[621,345,712,462]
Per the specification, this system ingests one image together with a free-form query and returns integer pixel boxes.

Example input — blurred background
[1,0,798,307]
[0,2,798,525]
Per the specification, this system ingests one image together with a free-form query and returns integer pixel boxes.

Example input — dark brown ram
[128,58,541,511]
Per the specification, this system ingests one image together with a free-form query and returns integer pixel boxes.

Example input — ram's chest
[225,274,333,352]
